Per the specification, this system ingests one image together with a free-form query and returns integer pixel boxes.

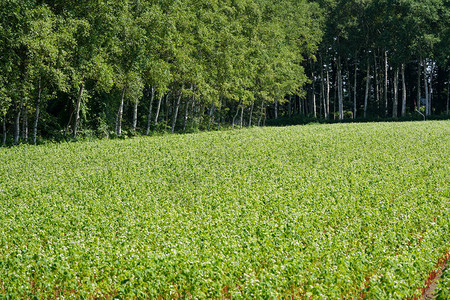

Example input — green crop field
[0,121,449,299]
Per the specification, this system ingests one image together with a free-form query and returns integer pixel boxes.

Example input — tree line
[305,0,449,122]
[0,0,448,145]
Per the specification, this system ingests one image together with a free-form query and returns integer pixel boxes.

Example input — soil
[422,263,448,300]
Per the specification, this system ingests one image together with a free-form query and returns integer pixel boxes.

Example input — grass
[0,121,449,298]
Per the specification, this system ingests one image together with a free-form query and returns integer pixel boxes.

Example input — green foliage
[0,0,324,139]
[0,0,449,140]
[0,121,449,297]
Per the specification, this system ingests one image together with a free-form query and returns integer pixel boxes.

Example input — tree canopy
[0,0,448,144]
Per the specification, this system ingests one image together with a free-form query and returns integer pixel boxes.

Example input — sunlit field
[0,121,449,298]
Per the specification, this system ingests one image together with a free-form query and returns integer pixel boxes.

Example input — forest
[0,0,449,144]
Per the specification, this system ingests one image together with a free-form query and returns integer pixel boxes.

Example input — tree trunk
[208,101,215,130]
[14,103,21,144]
[304,93,309,116]
[384,51,389,116]
[274,99,278,119]
[319,56,325,119]
[183,98,189,132]
[64,109,73,137]
[288,95,292,118]
[22,106,28,142]
[401,64,407,116]
[73,82,84,138]
[171,85,183,133]
[326,65,330,119]
[364,56,371,119]
[298,94,302,116]
[417,60,421,111]
[354,61,357,119]
[154,93,163,126]
[374,51,380,108]
[299,93,303,116]
[333,69,337,119]
[447,71,449,115]
[146,87,155,135]
[240,105,244,128]
[312,89,317,118]
[164,92,170,123]
[232,102,240,128]
[2,115,6,146]
[337,56,344,120]
[393,67,399,118]
[33,78,42,144]
[429,61,434,115]
[423,59,430,116]
[189,86,195,128]
[311,62,317,118]
[218,97,225,130]
[312,72,317,118]
[132,99,139,131]
[263,105,267,126]
[183,84,193,131]
[258,100,265,126]
[116,87,125,135]
[248,101,254,127]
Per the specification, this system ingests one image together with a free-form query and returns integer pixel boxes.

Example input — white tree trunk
[263,106,267,126]
[183,84,193,131]
[447,72,449,115]
[73,82,84,138]
[164,92,170,123]
[384,51,388,116]
[154,94,163,126]
[232,102,240,128]
[183,98,189,131]
[240,105,244,128]
[171,86,183,133]
[337,56,344,120]
[429,61,434,115]
[364,56,371,119]
[354,61,357,118]
[274,99,278,119]
[401,64,406,116]
[258,100,265,126]
[393,67,399,118]
[319,57,325,119]
[248,101,254,127]
[312,70,317,118]
[146,87,155,135]
[33,78,42,144]
[208,101,215,130]
[22,106,28,142]
[132,99,139,131]
[374,51,379,107]
[326,66,330,119]
[417,60,421,111]
[14,104,20,144]
[189,86,195,128]
[2,116,6,145]
[288,95,292,118]
[423,59,430,116]
[116,87,125,135]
